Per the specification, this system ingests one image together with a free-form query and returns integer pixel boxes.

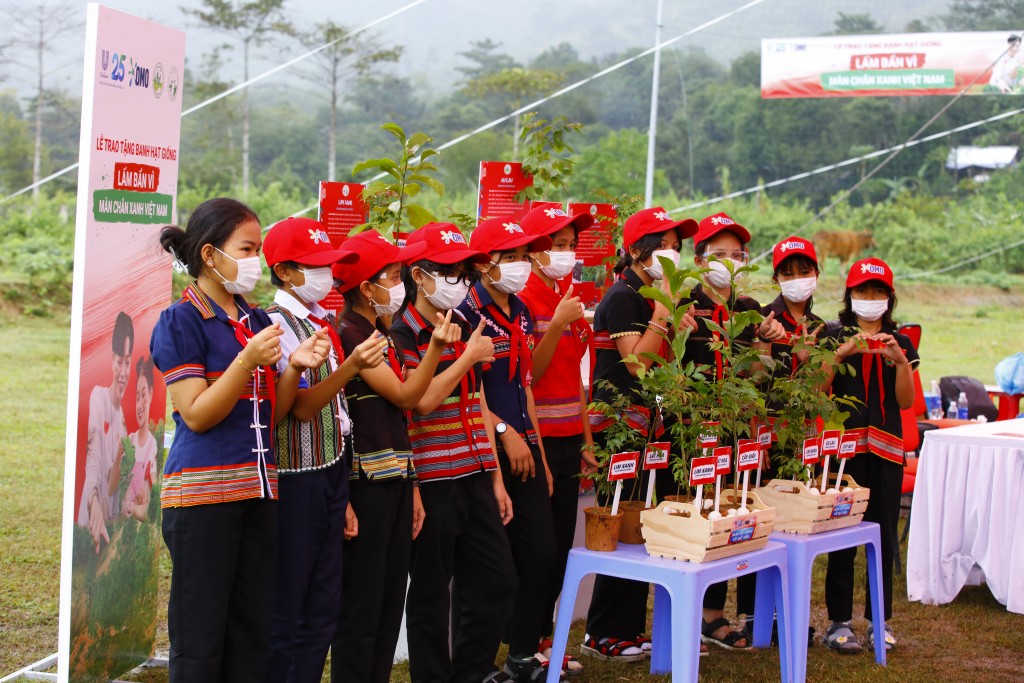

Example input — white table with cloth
[907,419,1024,614]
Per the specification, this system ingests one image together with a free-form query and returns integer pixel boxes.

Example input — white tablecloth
[907,420,1024,613]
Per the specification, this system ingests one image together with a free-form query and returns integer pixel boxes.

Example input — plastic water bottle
[947,401,958,419]
[928,380,943,419]
[957,392,970,420]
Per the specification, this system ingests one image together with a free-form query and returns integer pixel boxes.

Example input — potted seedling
[755,322,871,533]
[627,256,776,561]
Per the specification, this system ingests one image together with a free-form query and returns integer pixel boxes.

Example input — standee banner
[762,30,1024,98]
[58,5,184,681]
[317,180,366,311]
[567,202,616,308]
[477,161,532,218]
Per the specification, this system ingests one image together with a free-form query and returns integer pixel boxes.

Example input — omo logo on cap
[653,211,672,221]
[503,222,524,234]
[861,263,886,275]
[309,228,329,244]
[779,241,804,252]
[440,230,466,245]
[710,215,735,226]
[544,208,567,218]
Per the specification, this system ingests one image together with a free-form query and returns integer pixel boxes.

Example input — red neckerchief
[473,291,533,385]
[306,312,346,366]
[538,277,596,397]
[407,305,481,457]
[711,304,729,380]
[227,314,277,425]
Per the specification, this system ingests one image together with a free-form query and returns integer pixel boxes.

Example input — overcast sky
[14,0,950,101]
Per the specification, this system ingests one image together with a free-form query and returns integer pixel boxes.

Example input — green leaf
[407,132,430,149]
[405,204,437,229]
[352,158,399,175]
[381,122,406,141]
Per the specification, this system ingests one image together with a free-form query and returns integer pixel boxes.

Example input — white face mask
[489,260,531,294]
[851,298,889,322]
[537,250,576,280]
[779,276,817,303]
[704,260,733,289]
[642,248,679,280]
[372,281,405,317]
[423,272,471,310]
[214,247,262,295]
[291,266,334,304]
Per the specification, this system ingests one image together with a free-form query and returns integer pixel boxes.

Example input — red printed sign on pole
[838,433,858,459]
[477,161,532,219]
[714,445,733,475]
[737,440,762,472]
[644,442,671,470]
[757,424,773,448]
[821,430,842,456]
[608,451,640,482]
[689,455,718,486]
[802,436,822,465]
[317,180,366,312]
[318,181,366,244]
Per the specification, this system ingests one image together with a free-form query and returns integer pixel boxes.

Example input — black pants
[585,442,676,640]
[495,441,558,657]
[541,434,584,637]
[267,460,348,683]
[826,453,901,622]
[162,498,277,683]
[406,472,517,683]
[332,477,413,683]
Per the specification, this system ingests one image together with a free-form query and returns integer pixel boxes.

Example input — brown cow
[811,230,877,266]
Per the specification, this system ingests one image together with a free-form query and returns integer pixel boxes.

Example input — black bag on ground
[938,376,998,421]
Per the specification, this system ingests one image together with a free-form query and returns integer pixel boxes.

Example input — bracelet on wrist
[647,320,669,334]
[236,355,256,374]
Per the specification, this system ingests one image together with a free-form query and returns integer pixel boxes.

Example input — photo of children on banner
[77,311,134,553]
[122,356,158,521]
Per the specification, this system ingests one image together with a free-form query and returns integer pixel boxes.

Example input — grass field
[2,282,1024,681]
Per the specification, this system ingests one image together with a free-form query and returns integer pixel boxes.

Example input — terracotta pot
[617,500,648,544]
[583,506,623,551]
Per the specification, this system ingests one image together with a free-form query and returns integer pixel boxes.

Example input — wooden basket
[640,489,775,563]
[755,474,870,534]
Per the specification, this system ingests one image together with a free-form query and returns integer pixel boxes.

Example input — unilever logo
[100,50,110,74]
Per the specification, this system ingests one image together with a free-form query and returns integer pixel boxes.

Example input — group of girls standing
[583,209,917,660]
[150,196,917,683]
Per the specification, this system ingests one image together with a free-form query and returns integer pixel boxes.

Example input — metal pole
[644,0,665,208]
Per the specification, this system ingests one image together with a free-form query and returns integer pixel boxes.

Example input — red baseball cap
[694,212,752,247]
[263,217,356,268]
[519,205,594,237]
[406,223,490,265]
[332,230,428,289]
[846,257,894,290]
[470,217,552,254]
[623,207,698,248]
[772,235,819,270]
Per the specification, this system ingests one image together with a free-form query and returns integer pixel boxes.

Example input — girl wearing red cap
[517,205,599,672]
[152,199,333,683]
[331,230,465,683]
[820,257,918,654]
[763,236,823,376]
[582,207,697,661]
[390,223,516,683]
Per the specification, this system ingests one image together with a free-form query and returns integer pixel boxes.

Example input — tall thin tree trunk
[328,60,337,182]
[32,9,43,202]
[242,38,250,194]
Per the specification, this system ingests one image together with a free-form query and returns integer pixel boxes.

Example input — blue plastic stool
[770,522,887,683]
[546,541,792,683]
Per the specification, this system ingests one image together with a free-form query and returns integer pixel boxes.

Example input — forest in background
[4,0,1024,314]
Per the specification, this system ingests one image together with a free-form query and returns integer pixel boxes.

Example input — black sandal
[701,617,750,650]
